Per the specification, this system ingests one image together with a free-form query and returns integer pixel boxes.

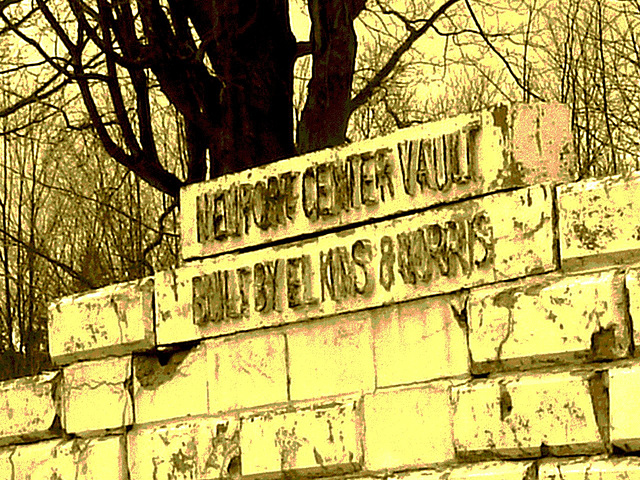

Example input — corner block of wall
[451,371,608,459]
[48,277,155,365]
[240,399,363,479]
[468,269,630,373]
[0,371,62,446]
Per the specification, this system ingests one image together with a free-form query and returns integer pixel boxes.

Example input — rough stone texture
[451,371,607,459]
[373,293,469,388]
[392,460,536,480]
[133,342,208,425]
[240,400,362,479]
[6,435,126,480]
[0,371,61,446]
[539,457,640,480]
[363,382,455,471]
[48,277,155,365]
[207,332,288,413]
[128,416,240,480]
[181,103,572,259]
[157,184,555,345]
[287,315,375,400]
[608,365,640,451]
[558,173,640,271]
[468,269,630,373]
[625,268,640,349]
[62,356,132,434]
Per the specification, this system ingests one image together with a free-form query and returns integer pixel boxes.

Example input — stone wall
[5,103,640,480]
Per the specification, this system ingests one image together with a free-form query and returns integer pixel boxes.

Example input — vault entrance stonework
[3,103,640,480]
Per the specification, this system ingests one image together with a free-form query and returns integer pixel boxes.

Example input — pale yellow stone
[608,365,640,451]
[207,332,288,413]
[468,269,629,371]
[558,173,640,270]
[625,268,640,349]
[181,103,572,259]
[10,435,126,480]
[363,382,455,471]
[128,416,240,480]
[373,294,469,388]
[240,400,362,479]
[539,457,640,480]
[287,315,374,400]
[0,371,61,446]
[0,446,15,480]
[392,462,536,480]
[452,371,606,458]
[48,277,154,364]
[62,356,132,434]
[133,342,208,425]
[157,184,555,345]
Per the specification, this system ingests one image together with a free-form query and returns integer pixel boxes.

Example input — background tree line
[0,0,638,379]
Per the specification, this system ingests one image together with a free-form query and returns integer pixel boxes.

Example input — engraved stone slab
[8,435,126,480]
[558,173,640,271]
[0,371,61,446]
[182,103,572,260]
[62,356,133,434]
[468,269,630,373]
[608,364,640,451]
[539,457,640,480]
[240,400,362,479]
[48,277,155,365]
[363,382,455,471]
[451,371,607,459]
[133,342,208,425]
[373,293,469,388]
[128,416,240,480]
[157,184,555,345]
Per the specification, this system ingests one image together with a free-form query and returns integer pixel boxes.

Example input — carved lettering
[375,148,395,201]
[352,239,374,295]
[361,153,378,205]
[302,167,317,220]
[379,235,395,291]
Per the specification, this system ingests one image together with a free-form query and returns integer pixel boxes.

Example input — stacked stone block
[7,102,640,479]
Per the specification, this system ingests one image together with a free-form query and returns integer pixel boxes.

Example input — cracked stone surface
[62,356,132,435]
[5,435,126,480]
[287,315,375,401]
[363,381,454,471]
[468,269,629,372]
[608,365,640,451]
[181,103,572,259]
[451,371,606,459]
[558,173,640,271]
[133,342,208,425]
[240,399,362,479]
[0,371,61,446]
[206,332,288,413]
[157,184,555,346]
[48,277,154,365]
[393,460,536,480]
[373,293,469,388]
[624,268,640,349]
[539,457,640,480]
[128,416,240,480]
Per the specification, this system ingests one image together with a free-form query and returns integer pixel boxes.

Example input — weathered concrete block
[157,184,555,345]
[608,364,640,451]
[7,435,126,480]
[128,416,240,480]
[182,103,572,259]
[62,355,132,434]
[240,400,362,479]
[363,382,455,471]
[207,332,288,413]
[539,457,640,480]
[393,460,536,480]
[625,268,640,349]
[373,293,469,388]
[287,315,374,400]
[558,173,640,271]
[451,371,607,459]
[0,371,61,446]
[133,342,208,425]
[48,277,155,364]
[468,269,630,372]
